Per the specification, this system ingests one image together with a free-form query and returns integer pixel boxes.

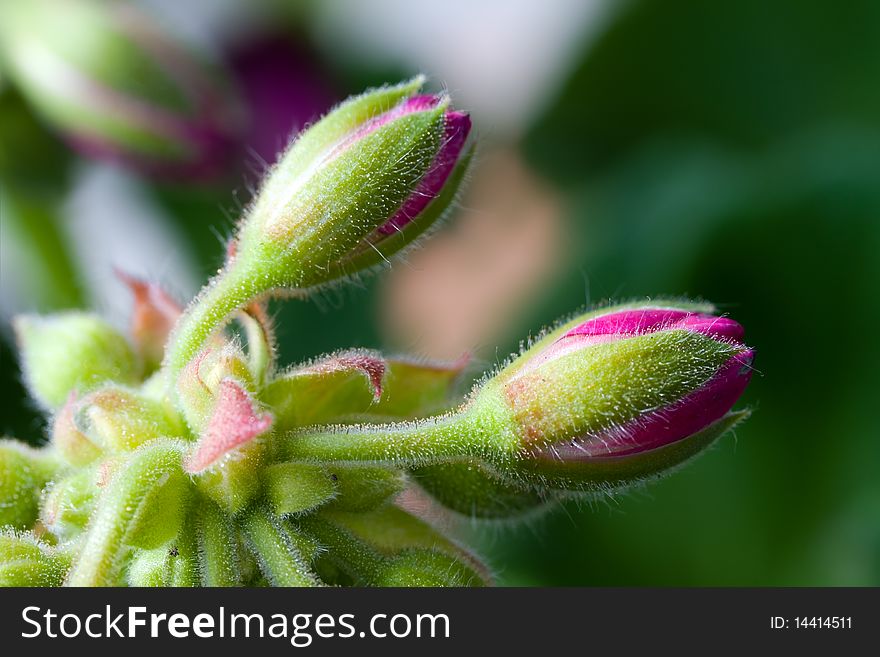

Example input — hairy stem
[282,406,514,467]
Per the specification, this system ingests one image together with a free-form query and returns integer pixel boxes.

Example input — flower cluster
[0,78,753,587]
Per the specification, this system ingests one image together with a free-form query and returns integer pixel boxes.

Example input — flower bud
[0,440,60,529]
[51,393,102,466]
[284,303,753,496]
[235,76,472,289]
[66,439,190,586]
[40,466,99,539]
[264,463,338,516]
[176,342,255,434]
[164,78,472,379]
[0,0,241,178]
[323,465,405,512]
[14,312,138,411]
[75,386,184,452]
[476,304,754,489]
[117,271,182,374]
[184,378,273,513]
[320,505,492,586]
[0,531,71,587]
[375,549,486,587]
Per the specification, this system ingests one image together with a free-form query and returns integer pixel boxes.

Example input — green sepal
[264,462,337,516]
[362,356,468,420]
[323,465,405,512]
[376,548,486,587]
[412,460,549,519]
[262,350,384,431]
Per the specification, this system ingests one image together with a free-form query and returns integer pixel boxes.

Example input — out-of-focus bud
[475,304,755,489]
[318,505,492,586]
[14,312,138,410]
[376,548,486,587]
[165,78,473,379]
[117,271,182,374]
[0,440,60,529]
[0,0,241,179]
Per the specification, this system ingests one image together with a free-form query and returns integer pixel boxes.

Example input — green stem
[282,409,494,467]
[242,507,322,587]
[299,515,387,585]
[163,261,267,386]
[195,497,240,586]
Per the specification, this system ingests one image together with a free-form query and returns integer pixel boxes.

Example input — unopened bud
[75,386,183,452]
[476,304,755,488]
[14,312,138,410]
[165,78,472,379]
[0,440,60,529]
[117,271,182,374]
[0,0,241,178]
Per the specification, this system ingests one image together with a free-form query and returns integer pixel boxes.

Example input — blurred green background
[2,0,878,585]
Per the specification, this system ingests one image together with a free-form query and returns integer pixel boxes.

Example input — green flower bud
[164,77,472,382]
[14,312,138,410]
[0,440,60,529]
[0,531,71,586]
[75,386,184,452]
[322,465,405,512]
[51,393,102,466]
[308,507,491,586]
[375,549,486,587]
[66,439,190,586]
